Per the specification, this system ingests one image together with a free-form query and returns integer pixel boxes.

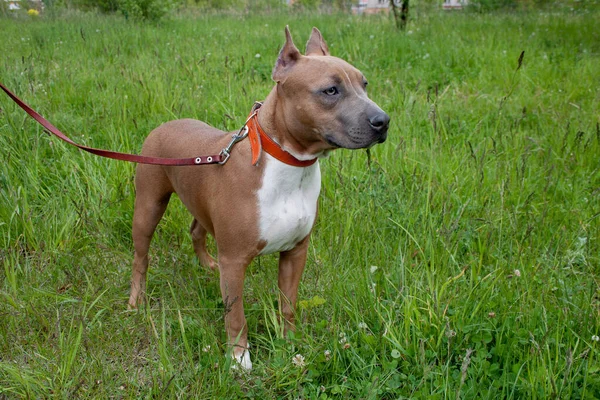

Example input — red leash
[0,82,225,166]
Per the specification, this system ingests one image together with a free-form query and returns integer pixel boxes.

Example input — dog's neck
[257,86,329,161]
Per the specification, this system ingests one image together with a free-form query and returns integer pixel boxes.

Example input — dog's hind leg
[190,219,218,271]
[128,166,172,308]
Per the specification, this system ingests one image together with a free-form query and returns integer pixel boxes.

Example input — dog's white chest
[257,155,321,255]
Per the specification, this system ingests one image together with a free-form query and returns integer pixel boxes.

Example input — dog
[128,26,389,371]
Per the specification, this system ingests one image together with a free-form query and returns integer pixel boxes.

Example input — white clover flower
[255,53,261,58]
[292,354,306,368]
[358,322,368,329]
[202,345,211,352]
[592,335,599,342]
[324,349,331,361]
[370,265,378,274]
[514,269,521,277]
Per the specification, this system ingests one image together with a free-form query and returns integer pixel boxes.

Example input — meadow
[0,5,599,399]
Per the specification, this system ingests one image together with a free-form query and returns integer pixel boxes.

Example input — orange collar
[245,105,318,168]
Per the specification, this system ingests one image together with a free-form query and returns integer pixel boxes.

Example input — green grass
[1,7,599,399]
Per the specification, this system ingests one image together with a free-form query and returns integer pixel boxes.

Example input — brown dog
[128,26,389,370]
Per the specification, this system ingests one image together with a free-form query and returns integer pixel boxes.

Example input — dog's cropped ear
[272,26,302,83]
[305,27,330,57]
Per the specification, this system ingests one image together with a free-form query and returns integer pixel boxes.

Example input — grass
[0,6,599,399]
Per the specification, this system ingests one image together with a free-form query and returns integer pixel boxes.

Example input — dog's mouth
[325,133,385,150]
[324,134,343,148]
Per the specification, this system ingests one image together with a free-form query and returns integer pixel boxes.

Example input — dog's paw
[231,348,253,372]
[206,258,219,271]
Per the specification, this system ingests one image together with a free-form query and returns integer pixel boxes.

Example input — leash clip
[219,125,249,165]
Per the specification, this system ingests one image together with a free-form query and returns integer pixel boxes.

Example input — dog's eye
[364,80,368,88]
[323,86,339,96]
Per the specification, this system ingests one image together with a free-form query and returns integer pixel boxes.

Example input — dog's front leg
[277,236,310,336]
[219,256,252,370]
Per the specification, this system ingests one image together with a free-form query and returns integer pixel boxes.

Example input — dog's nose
[369,112,390,134]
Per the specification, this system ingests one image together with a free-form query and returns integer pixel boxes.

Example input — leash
[0,82,317,168]
[1,82,230,166]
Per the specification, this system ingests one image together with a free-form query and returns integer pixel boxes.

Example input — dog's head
[272,27,389,153]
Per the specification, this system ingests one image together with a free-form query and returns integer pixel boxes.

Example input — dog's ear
[272,26,302,83]
[305,27,330,57]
